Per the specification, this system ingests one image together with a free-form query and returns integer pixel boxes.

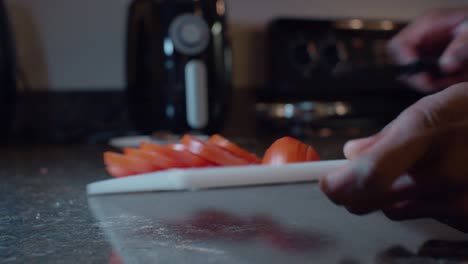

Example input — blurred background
[2,0,467,144]
[6,0,466,90]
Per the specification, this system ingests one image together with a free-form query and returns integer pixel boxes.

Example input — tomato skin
[180,135,250,166]
[262,137,320,165]
[167,144,215,167]
[139,142,191,168]
[103,151,159,175]
[103,135,321,178]
[208,134,261,164]
[124,147,181,169]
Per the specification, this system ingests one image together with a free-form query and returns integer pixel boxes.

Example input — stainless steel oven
[256,18,423,136]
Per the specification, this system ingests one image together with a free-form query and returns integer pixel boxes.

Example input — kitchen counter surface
[1,145,111,263]
[2,140,468,264]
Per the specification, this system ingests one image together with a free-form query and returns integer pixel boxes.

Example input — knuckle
[447,41,468,59]
[402,97,442,129]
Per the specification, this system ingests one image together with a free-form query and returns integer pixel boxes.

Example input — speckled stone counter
[0,145,111,263]
[2,141,468,264]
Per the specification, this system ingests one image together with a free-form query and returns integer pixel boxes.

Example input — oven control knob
[169,14,210,56]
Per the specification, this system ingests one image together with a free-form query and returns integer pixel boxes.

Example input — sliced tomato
[167,143,214,167]
[262,137,320,165]
[139,142,192,168]
[124,147,181,169]
[105,165,135,178]
[103,151,159,175]
[208,134,261,164]
[180,135,250,166]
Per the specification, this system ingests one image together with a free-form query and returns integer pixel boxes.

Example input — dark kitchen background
[4,0,466,144]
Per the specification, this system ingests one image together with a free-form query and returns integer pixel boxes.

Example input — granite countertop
[1,145,111,263]
[2,139,468,263]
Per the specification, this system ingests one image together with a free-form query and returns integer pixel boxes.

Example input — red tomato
[208,134,261,164]
[167,143,214,167]
[180,135,250,166]
[262,137,320,165]
[105,165,134,178]
[124,147,181,169]
[139,142,192,168]
[103,151,159,175]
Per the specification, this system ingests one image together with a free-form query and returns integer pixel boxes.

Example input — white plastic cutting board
[87,160,348,195]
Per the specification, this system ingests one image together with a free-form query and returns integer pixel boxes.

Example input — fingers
[425,121,468,185]
[387,37,418,65]
[320,172,418,215]
[321,127,433,214]
[401,73,441,93]
[387,8,468,92]
[383,193,468,233]
[321,83,468,214]
[400,69,468,93]
[343,133,384,160]
[387,8,465,64]
[383,200,440,221]
[439,21,468,74]
[430,69,468,91]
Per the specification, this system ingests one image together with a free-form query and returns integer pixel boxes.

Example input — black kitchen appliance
[257,18,424,135]
[126,0,231,135]
[0,0,16,140]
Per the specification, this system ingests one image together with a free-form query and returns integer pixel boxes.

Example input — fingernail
[343,140,361,159]
[344,138,366,152]
[343,136,378,159]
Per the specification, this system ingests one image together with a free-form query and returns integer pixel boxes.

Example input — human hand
[388,7,468,92]
[320,82,468,232]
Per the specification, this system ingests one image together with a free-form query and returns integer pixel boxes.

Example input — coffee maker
[0,0,17,139]
[126,0,231,135]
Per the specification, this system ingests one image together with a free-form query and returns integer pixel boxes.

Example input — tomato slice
[124,147,181,169]
[139,142,193,168]
[167,143,215,167]
[105,165,135,178]
[180,135,250,166]
[262,137,320,165]
[103,151,159,175]
[208,134,261,164]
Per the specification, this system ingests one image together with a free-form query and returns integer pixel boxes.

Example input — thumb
[321,83,468,213]
[439,21,468,74]
[343,133,385,160]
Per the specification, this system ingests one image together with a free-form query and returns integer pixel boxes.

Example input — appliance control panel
[169,14,210,56]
